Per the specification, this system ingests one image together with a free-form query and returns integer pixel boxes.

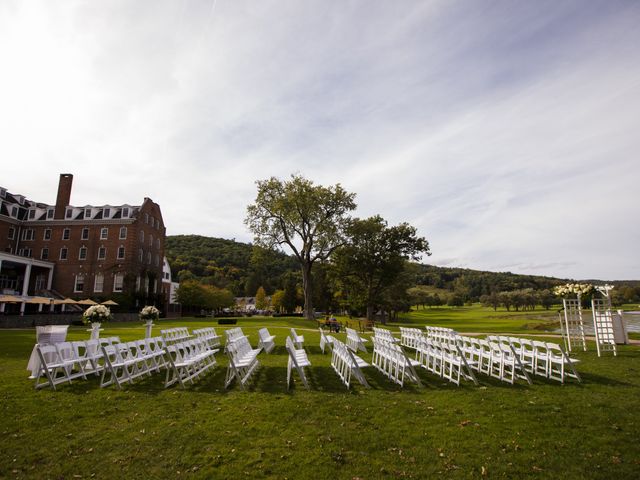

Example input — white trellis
[561,298,587,352]
[591,298,617,357]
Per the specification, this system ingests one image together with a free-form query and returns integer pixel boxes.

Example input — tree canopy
[245,175,356,320]
[332,215,430,320]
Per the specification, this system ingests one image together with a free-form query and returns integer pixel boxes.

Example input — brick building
[0,174,166,313]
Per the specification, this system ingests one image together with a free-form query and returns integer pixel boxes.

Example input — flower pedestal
[144,320,154,339]
[88,322,103,340]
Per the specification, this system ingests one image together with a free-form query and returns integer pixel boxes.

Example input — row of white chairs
[33,337,121,390]
[399,327,423,350]
[330,338,370,389]
[415,337,478,386]
[484,335,581,384]
[160,327,191,344]
[425,326,458,344]
[372,327,398,344]
[164,338,219,388]
[371,336,422,387]
[346,327,368,353]
[192,327,221,348]
[225,330,261,390]
[101,337,169,389]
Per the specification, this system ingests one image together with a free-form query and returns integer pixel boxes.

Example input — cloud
[0,0,639,279]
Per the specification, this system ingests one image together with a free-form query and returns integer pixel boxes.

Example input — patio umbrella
[77,299,98,306]
[25,296,53,304]
[101,300,119,306]
[54,298,78,305]
[0,294,22,303]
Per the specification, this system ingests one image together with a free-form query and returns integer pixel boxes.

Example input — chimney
[54,174,73,219]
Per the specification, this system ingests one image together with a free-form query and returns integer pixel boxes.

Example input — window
[11,206,18,217]
[81,227,89,240]
[94,273,104,293]
[113,273,124,292]
[117,246,125,260]
[65,209,73,219]
[47,209,54,219]
[139,230,144,242]
[84,208,92,219]
[144,213,149,224]
[136,275,141,292]
[138,248,143,262]
[22,229,34,241]
[149,234,153,247]
[79,247,87,260]
[18,248,32,257]
[74,274,85,293]
[43,228,51,240]
[155,254,159,267]
[100,227,108,239]
[103,208,111,218]
[122,207,129,218]
[155,219,160,229]
[59,247,68,260]
[119,226,127,239]
[156,238,160,249]
[28,210,36,219]
[8,227,15,240]
[41,248,49,260]
[97,247,106,260]
[147,252,151,265]
[62,228,70,240]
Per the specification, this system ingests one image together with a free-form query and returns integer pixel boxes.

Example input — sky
[1,1,639,280]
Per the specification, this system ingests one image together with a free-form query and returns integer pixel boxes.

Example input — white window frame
[113,273,124,293]
[81,227,89,240]
[47,209,54,219]
[74,274,85,293]
[97,246,106,260]
[59,247,68,260]
[79,246,87,260]
[62,228,70,240]
[100,227,108,240]
[8,227,15,240]
[94,273,104,293]
[41,247,49,260]
[119,226,127,239]
[43,228,51,240]
[103,208,111,218]
[117,246,125,260]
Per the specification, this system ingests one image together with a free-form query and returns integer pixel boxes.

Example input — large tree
[332,215,430,321]
[245,175,356,320]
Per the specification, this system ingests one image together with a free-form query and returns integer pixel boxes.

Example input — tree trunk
[366,304,375,321]
[301,262,314,320]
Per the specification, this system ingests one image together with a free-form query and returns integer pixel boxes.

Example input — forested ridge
[166,234,639,301]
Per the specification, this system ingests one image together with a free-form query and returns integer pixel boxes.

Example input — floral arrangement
[139,305,160,322]
[82,304,113,325]
[553,283,595,297]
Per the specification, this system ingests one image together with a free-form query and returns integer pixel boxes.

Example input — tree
[332,215,430,320]
[271,290,285,313]
[255,286,268,310]
[245,175,356,320]
[282,274,300,314]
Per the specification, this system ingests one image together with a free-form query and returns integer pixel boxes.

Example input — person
[329,316,340,333]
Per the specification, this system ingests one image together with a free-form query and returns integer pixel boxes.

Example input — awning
[54,298,78,305]
[101,300,119,306]
[0,294,22,303]
[25,296,53,304]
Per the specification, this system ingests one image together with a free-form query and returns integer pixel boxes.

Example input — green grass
[1,312,639,479]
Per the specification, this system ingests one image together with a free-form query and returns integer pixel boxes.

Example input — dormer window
[84,208,92,219]
[11,206,17,217]
[103,208,110,218]
[47,209,54,219]
[122,207,129,218]
[28,210,36,219]
[65,209,73,219]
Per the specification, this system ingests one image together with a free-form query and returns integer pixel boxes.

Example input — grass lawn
[1,312,639,479]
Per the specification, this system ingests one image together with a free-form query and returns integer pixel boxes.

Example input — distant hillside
[165,234,639,299]
[165,235,298,296]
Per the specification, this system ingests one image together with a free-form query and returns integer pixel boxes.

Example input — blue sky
[1,1,639,280]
